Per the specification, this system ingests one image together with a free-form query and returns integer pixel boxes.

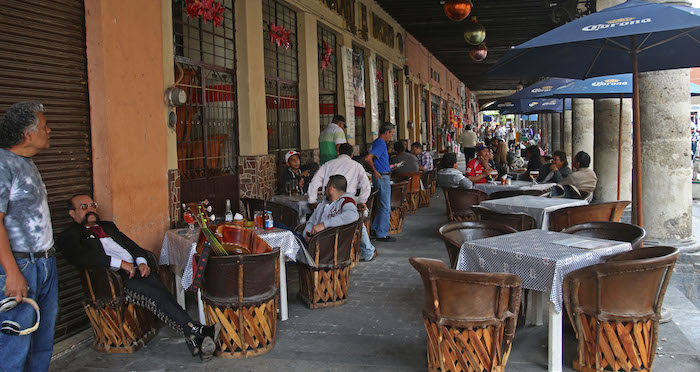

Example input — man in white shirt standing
[459,125,478,160]
[307,143,376,261]
[57,195,221,361]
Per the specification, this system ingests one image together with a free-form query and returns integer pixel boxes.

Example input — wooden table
[479,195,588,230]
[160,227,310,323]
[456,229,632,372]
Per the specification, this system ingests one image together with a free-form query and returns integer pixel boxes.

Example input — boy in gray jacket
[303,175,359,240]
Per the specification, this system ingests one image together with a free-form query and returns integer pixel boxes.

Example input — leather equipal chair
[389,181,409,234]
[419,170,435,207]
[298,220,361,309]
[364,189,378,237]
[240,198,299,228]
[443,188,488,222]
[548,201,630,232]
[487,189,547,200]
[394,172,423,213]
[80,251,158,353]
[409,257,521,372]
[563,246,679,372]
[438,222,517,269]
[475,206,538,232]
[201,245,280,358]
[561,222,646,249]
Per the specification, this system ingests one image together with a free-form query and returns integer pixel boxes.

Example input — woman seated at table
[524,145,544,180]
[493,140,510,177]
[279,150,318,194]
[537,150,572,183]
[436,153,473,189]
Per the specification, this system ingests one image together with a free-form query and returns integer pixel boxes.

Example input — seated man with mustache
[56,195,220,361]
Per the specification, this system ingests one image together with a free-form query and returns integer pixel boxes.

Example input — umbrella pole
[632,50,643,227]
[618,94,623,200]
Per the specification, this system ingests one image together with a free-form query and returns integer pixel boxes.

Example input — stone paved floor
[50,193,700,371]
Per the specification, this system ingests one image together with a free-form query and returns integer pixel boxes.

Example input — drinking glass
[489,170,499,184]
[183,211,197,238]
[530,170,539,185]
[254,211,264,229]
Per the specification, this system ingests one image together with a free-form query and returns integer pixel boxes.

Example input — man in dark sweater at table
[56,195,220,361]
[390,141,419,175]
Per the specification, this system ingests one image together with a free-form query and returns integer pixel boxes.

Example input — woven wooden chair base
[407,192,420,213]
[389,207,406,235]
[204,298,278,358]
[573,315,655,372]
[84,302,156,353]
[424,318,511,372]
[298,265,350,309]
[419,190,431,207]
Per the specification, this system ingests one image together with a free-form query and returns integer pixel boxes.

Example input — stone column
[572,98,595,169]
[593,98,632,202]
[563,109,572,164]
[551,112,561,151]
[545,113,553,152]
[639,69,693,246]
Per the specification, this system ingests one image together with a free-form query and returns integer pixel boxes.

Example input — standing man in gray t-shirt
[0,102,57,371]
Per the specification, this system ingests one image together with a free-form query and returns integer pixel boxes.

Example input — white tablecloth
[160,227,308,290]
[474,180,555,195]
[270,194,312,224]
[456,229,632,312]
[479,195,588,230]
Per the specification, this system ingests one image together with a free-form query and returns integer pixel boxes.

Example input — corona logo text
[531,85,554,93]
[582,17,651,31]
[591,78,628,87]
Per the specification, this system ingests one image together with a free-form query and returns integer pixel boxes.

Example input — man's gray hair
[379,122,394,135]
[0,102,45,148]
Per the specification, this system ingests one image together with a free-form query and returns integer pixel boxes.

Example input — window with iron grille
[318,24,337,129]
[376,57,385,124]
[319,0,355,31]
[172,0,239,214]
[263,0,300,157]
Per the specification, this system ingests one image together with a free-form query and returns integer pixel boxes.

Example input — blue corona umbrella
[510,78,575,99]
[535,73,700,98]
[489,0,700,226]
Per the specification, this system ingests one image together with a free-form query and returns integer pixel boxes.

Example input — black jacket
[57,221,150,269]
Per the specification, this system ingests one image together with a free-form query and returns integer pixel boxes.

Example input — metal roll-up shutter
[0,0,92,341]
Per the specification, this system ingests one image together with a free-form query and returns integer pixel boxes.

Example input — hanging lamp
[444,0,472,21]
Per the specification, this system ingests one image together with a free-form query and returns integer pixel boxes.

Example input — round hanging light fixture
[443,0,472,22]
[463,17,486,45]
[469,43,488,62]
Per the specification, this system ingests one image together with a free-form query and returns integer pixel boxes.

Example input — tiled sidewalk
[50,193,700,371]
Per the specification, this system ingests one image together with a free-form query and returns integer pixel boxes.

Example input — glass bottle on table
[225,199,233,222]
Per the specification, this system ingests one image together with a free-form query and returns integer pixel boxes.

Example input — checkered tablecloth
[479,195,588,230]
[474,180,555,195]
[456,229,632,312]
[160,227,308,289]
[271,194,312,224]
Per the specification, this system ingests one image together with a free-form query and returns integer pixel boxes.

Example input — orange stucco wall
[84,0,170,254]
[692,68,700,86]
[404,33,470,146]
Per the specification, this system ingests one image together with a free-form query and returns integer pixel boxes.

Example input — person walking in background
[364,123,396,242]
[0,102,57,371]
[319,115,347,164]
[459,125,477,160]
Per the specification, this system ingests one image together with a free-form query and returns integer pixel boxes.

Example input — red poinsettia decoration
[269,22,292,49]
[186,0,224,28]
[376,70,384,84]
[320,41,333,70]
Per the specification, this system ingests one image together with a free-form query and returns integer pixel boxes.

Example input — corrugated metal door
[0,0,92,342]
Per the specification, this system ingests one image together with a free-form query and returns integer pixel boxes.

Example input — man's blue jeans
[371,175,392,238]
[0,255,58,372]
[359,225,375,260]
